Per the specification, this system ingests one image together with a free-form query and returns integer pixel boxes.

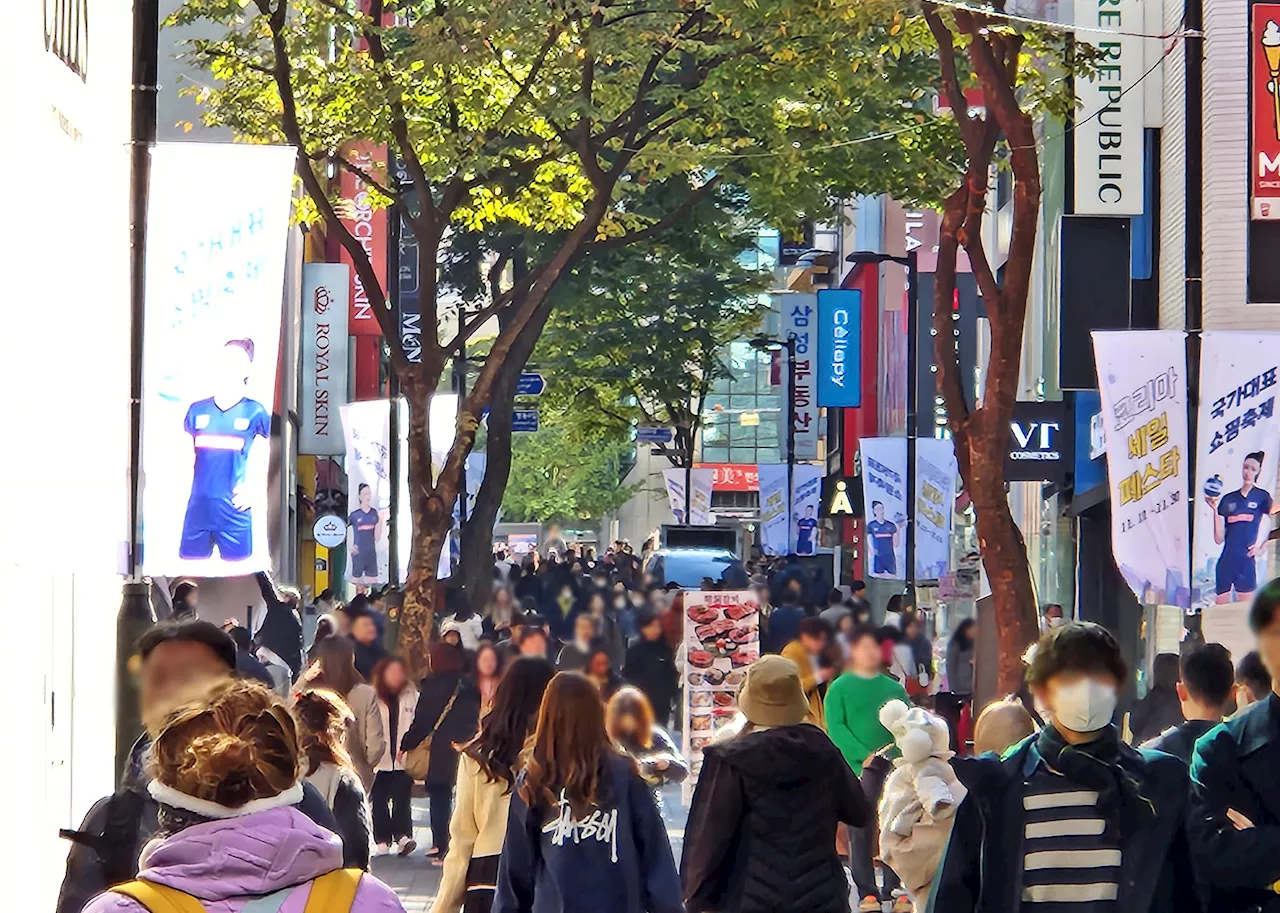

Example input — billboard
[781,294,819,460]
[915,437,957,580]
[336,141,387,335]
[300,264,349,454]
[1193,333,1280,608]
[815,289,862,408]
[342,400,392,586]
[1253,4,1280,220]
[859,437,908,580]
[757,464,788,556]
[140,143,295,576]
[790,464,823,555]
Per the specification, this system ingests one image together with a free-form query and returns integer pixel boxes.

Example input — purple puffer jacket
[80,807,404,913]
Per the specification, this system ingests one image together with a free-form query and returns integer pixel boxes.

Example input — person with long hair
[474,643,504,711]
[585,644,622,700]
[371,656,420,855]
[432,657,556,913]
[403,642,482,862]
[81,679,405,913]
[298,635,384,792]
[605,686,688,812]
[493,672,682,913]
[293,688,373,870]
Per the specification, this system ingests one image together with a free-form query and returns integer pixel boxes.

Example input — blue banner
[816,289,862,408]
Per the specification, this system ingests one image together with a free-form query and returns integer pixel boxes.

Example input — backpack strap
[303,868,363,913]
[111,881,207,913]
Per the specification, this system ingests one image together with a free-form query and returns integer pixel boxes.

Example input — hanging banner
[757,464,789,556]
[815,289,862,408]
[662,469,689,524]
[859,438,908,580]
[336,141,388,336]
[662,468,715,526]
[140,143,295,577]
[393,394,459,583]
[343,400,392,587]
[781,294,819,460]
[301,264,350,454]
[1092,331,1190,607]
[1252,4,1280,219]
[915,438,957,580]
[1193,332,1280,608]
[790,464,824,555]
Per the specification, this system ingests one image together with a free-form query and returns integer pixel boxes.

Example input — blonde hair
[150,679,301,808]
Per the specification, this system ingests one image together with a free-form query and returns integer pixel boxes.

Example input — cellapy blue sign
[816,289,862,408]
[1074,390,1106,496]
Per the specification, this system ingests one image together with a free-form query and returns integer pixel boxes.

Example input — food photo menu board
[681,590,761,803]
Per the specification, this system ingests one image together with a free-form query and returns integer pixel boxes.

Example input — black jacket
[623,638,679,724]
[930,732,1198,913]
[1188,695,1280,912]
[402,672,481,786]
[1143,718,1218,765]
[353,637,389,681]
[235,647,275,688]
[327,765,373,872]
[254,573,303,677]
[681,724,869,913]
[1130,686,1184,745]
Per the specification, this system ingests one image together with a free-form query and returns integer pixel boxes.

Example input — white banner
[860,438,908,580]
[1193,332,1280,608]
[915,438,957,580]
[1092,331,1190,607]
[781,294,820,460]
[141,143,296,576]
[343,400,392,586]
[757,464,789,555]
[300,263,349,454]
[394,394,460,583]
[661,468,715,525]
[791,464,823,555]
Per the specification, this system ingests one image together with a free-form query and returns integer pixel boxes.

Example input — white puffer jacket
[374,686,419,772]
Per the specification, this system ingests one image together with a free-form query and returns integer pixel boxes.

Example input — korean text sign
[781,294,819,460]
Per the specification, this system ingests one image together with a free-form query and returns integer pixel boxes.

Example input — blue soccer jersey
[179,396,269,561]
[867,519,898,573]
[796,517,818,554]
[1219,487,1273,551]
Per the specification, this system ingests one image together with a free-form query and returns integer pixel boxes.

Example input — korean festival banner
[757,464,789,556]
[790,464,824,555]
[859,438,908,580]
[1091,331,1190,607]
[915,437,958,580]
[140,143,296,576]
[342,400,393,587]
[1193,332,1280,608]
[662,468,714,525]
[682,589,761,802]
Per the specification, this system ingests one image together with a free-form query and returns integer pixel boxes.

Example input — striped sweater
[1019,768,1122,910]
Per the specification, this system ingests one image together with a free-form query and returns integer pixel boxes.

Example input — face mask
[1048,616,1065,629]
[1052,678,1117,733]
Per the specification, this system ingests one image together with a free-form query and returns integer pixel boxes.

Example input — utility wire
[927,0,1203,40]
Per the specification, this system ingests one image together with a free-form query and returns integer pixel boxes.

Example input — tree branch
[584,175,723,255]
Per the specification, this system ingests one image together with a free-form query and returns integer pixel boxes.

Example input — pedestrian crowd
[53,541,1280,913]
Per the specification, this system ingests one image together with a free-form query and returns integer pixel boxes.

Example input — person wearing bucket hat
[682,656,870,913]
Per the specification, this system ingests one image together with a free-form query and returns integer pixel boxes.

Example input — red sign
[696,463,759,491]
[1253,5,1280,220]
[336,141,388,335]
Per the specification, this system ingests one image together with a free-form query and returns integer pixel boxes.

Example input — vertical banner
[300,264,350,454]
[757,464,789,556]
[336,142,388,336]
[1092,331,1190,607]
[1253,5,1280,220]
[1193,332,1280,608]
[662,469,689,524]
[790,464,824,555]
[343,400,392,587]
[1072,0,1145,216]
[690,468,715,526]
[915,438,957,580]
[781,294,819,460]
[815,289,862,408]
[141,143,295,577]
[859,438,908,580]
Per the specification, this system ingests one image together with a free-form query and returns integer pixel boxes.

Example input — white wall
[612,445,680,548]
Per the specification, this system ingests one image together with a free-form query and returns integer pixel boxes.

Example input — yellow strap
[111,881,208,913]
[303,868,363,913]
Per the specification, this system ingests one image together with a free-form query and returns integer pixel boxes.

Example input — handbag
[404,682,461,780]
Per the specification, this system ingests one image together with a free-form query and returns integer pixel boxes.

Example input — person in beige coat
[371,656,420,855]
[432,656,555,913]
[297,635,384,793]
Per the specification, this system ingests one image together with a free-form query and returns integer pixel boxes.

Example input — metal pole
[905,250,919,595]
[786,336,797,556]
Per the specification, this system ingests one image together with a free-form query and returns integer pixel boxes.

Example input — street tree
[500,422,638,527]
[171,0,960,675]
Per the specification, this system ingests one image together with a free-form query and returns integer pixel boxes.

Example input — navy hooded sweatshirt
[494,753,682,913]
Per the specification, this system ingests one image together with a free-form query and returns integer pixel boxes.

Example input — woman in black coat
[401,642,481,862]
[622,611,679,727]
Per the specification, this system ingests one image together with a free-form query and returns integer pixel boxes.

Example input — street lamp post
[751,334,798,555]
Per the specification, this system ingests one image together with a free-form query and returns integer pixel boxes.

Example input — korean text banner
[790,464,824,555]
[915,437,957,580]
[141,143,295,576]
[781,294,819,460]
[300,263,349,454]
[1092,331,1190,608]
[757,464,789,556]
[816,289,862,408]
[859,438,908,580]
[661,468,714,525]
[1193,332,1280,609]
[343,400,392,586]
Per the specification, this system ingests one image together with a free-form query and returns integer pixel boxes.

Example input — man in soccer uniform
[865,500,899,576]
[794,505,819,555]
[347,483,382,584]
[179,339,270,562]
[1207,451,1274,604]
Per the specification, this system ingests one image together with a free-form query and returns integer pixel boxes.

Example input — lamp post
[751,334,798,555]
[845,249,920,593]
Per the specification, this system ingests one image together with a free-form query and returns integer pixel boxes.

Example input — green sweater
[824,671,909,770]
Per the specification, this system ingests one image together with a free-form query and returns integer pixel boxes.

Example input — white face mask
[1052,678,1117,733]
[1047,615,1065,629]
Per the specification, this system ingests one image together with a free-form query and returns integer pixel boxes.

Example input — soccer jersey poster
[342,400,393,587]
[1193,332,1280,608]
[757,464,789,556]
[859,437,908,579]
[140,143,296,576]
[790,464,823,555]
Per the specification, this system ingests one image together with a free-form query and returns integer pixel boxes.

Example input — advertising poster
[342,400,392,587]
[781,294,819,460]
[661,468,715,525]
[859,438,908,580]
[1092,331,1190,607]
[394,394,460,583]
[682,590,761,803]
[140,143,295,577]
[1193,332,1280,608]
[757,464,789,556]
[300,263,349,454]
[336,141,388,335]
[790,464,824,555]
[815,289,862,408]
[915,438,958,580]
[1253,4,1280,220]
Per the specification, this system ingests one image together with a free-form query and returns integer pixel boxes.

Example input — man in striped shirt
[929,622,1198,913]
